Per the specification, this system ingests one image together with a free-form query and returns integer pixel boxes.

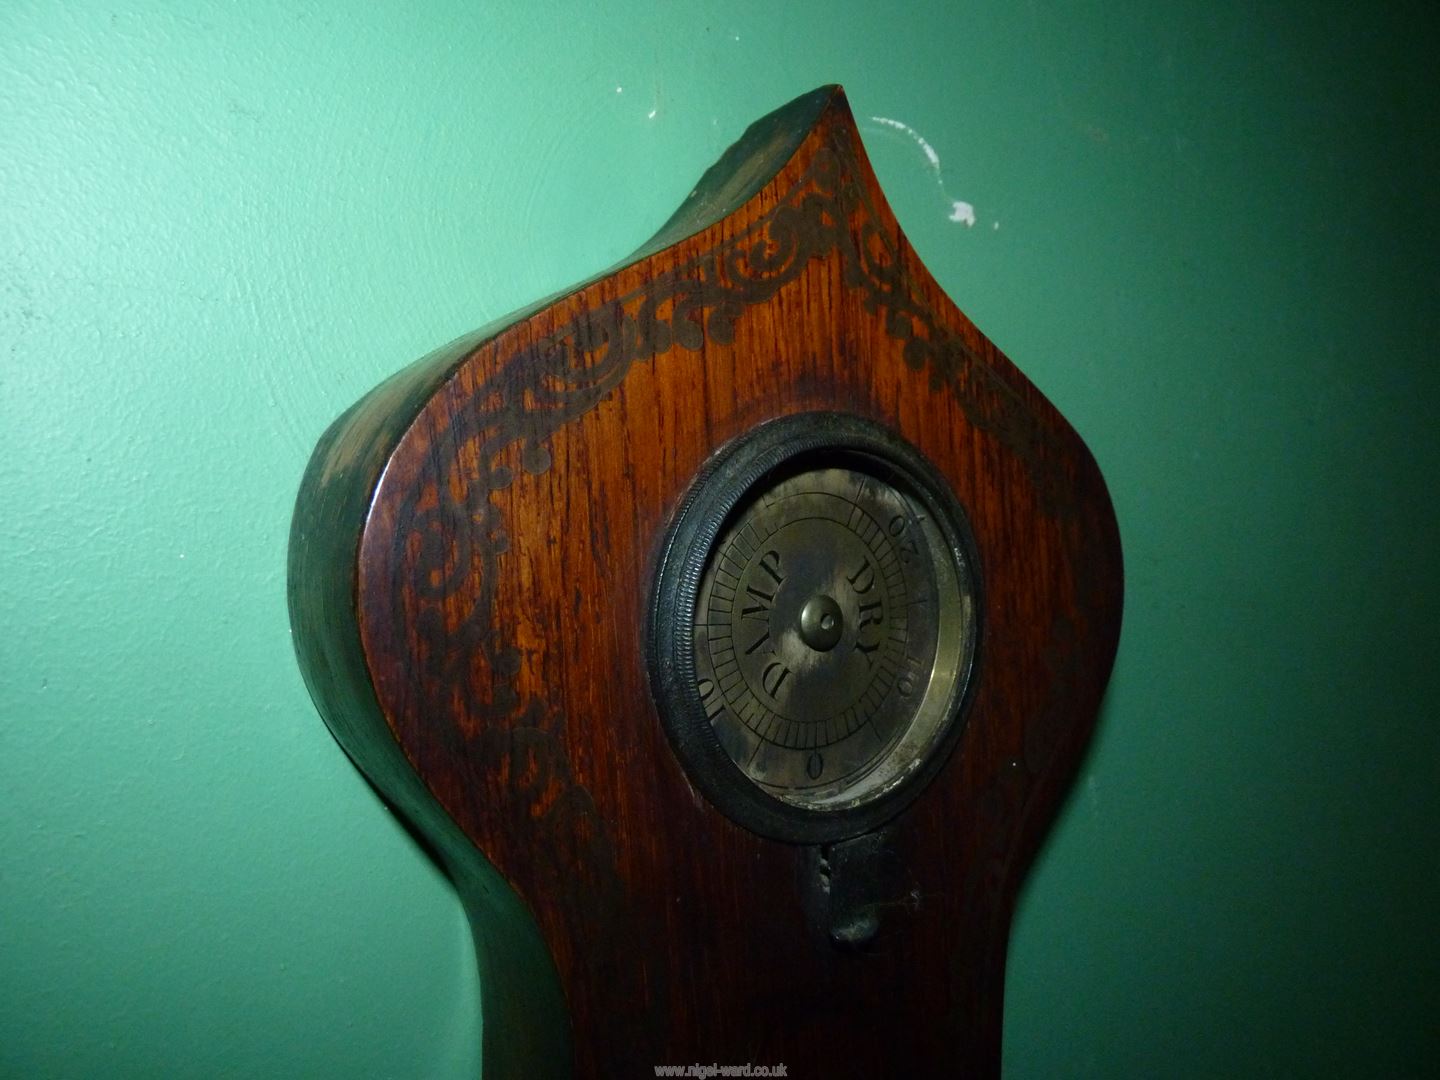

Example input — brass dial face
[694,466,964,810]
[649,413,980,842]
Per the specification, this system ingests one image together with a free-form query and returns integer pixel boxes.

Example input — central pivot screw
[799,595,844,652]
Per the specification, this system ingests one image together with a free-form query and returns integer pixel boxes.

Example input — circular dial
[649,413,980,841]
[692,466,964,811]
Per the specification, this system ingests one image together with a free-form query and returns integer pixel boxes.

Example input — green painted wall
[4,2,1436,1076]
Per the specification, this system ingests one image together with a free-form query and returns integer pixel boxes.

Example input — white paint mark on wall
[872,116,940,164]
[869,115,980,229]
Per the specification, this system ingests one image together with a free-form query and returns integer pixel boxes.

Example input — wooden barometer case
[288,85,1122,1078]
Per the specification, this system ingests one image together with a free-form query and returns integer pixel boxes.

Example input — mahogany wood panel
[289,85,1123,1078]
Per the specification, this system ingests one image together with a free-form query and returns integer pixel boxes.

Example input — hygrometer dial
[650,413,980,842]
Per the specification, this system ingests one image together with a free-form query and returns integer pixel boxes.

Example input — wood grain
[289,85,1123,1078]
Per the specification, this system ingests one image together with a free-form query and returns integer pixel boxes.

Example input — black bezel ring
[646,412,983,844]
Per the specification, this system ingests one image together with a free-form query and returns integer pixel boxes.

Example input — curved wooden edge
[287,393,571,1078]
[637,85,839,256]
